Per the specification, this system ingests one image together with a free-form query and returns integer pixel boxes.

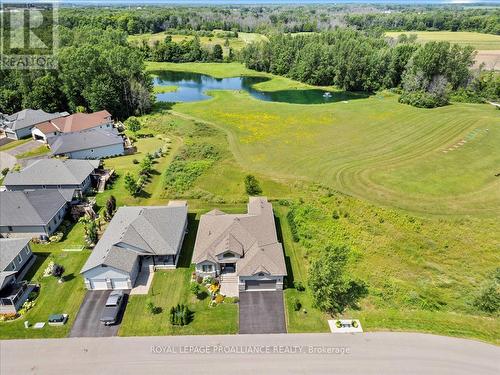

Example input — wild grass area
[149,62,500,217]
[385,31,500,51]
[276,197,500,344]
[0,223,89,339]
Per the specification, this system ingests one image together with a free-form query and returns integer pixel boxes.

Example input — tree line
[58,6,499,35]
[139,36,228,63]
[242,30,498,108]
[0,26,152,118]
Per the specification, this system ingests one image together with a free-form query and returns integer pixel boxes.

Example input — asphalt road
[239,291,286,334]
[1,333,498,375]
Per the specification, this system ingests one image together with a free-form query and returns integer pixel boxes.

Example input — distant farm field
[385,31,500,50]
[128,30,267,57]
[149,62,500,217]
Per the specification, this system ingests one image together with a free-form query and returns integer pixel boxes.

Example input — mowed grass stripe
[164,63,499,216]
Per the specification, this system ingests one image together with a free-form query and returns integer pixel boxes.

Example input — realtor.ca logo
[1,1,58,69]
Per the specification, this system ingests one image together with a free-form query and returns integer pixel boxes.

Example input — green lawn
[119,214,238,336]
[153,62,500,217]
[385,31,500,51]
[0,222,89,339]
[15,144,50,159]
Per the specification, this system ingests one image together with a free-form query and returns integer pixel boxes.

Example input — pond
[152,70,357,105]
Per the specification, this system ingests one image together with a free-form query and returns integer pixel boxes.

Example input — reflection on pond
[152,70,365,104]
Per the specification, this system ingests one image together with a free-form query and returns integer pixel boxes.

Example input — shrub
[244,174,262,196]
[190,282,201,297]
[474,268,500,313]
[1,167,9,176]
[125,116,141,133]
[49,232,63,243]
[132,159,139,164]
[294,281,305,291]
[146,300,161,315]
[196,275,203,284]
[170,304,191,326]
[215,294,225,304]
[0,313,18,321]
[43,261,55,277]
[352,320,359,328]
[287,209,300,242]
[51,264,65,278]
[293,298,302,311]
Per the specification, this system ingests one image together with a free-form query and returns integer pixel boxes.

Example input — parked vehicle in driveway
[100,291,125,326]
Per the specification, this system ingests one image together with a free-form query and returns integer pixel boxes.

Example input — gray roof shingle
[48,128,122,156]
[192,197,287,277]
[0,238,30,271]
[81,203,188,274]
[1,109,68,131]
[3,159,99,187]
[0,189,74,226]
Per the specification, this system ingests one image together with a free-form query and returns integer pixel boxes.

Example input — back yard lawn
[0,222,89,339]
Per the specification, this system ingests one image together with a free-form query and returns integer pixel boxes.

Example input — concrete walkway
[130,259,154,295]
[1,333,499,375]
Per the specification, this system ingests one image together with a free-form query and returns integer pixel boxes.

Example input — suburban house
[31,110,114,143]
[48,128,125,159]
[0,189,74,239]
[3,159,100,193]
[0,238,36,314]
[192,197,287,296]
[0,109,68,140]
[81,201,188,290]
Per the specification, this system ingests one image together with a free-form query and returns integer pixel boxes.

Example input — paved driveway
[239,291,286,334]
[5,140,39,156]
[69,290,128,338]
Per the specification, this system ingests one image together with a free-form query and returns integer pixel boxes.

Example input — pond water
[152,70,346,105]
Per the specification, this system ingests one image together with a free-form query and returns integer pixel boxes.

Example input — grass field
[0,138,30,151]
[276,197,500,344]
[128,30,267,58]
[149,62,500,217]
[385,31,500,50]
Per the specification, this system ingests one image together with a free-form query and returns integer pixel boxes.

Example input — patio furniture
[33,322,45,329]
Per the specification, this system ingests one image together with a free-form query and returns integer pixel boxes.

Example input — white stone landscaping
[328,319,363,333]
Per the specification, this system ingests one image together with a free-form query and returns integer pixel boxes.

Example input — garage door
[112,279,130,290]
[245,280,277,291]
[90,279,108,290]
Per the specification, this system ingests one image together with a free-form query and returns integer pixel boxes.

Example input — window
[17,254,22,262]
[11,263,15,271]
[8,226,13,232]
[25,247,30,254]
[202,264,213,272]
[42,185,46,189]
[223,252,234,258]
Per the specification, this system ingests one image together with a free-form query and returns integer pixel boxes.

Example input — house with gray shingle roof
[0,238,36,314]
[0,109,68,140]
[0,189,74,239]
[48,128,124,159]
[192,197,287,296]
[3,159,100,193]
[80,201,188,290]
